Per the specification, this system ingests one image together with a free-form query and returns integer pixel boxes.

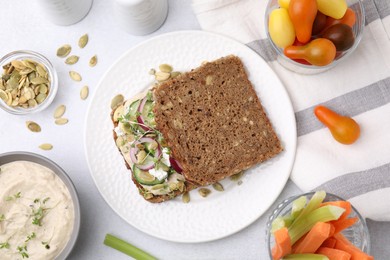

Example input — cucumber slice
[141,101,156,127]
[133,166,165,186]
[128,99,140,121]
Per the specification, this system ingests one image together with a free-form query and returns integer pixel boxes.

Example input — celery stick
[288,205,345,244]
[291,196,307,219]
[271,215,295,233]
[283,253,329,260]
[291,191,326,226]
[104,234,157,260]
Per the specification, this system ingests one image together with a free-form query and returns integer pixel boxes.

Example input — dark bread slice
[110,102,196,203]
[153,55,283,186]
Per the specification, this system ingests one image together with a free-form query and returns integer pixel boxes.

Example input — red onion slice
[137,97,151,131]
[169,157,183,173]
[129,137,161,170]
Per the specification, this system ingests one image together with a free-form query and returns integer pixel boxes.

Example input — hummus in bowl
[0,152,80,259]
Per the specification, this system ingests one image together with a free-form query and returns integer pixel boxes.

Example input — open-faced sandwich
[111,55,283,203]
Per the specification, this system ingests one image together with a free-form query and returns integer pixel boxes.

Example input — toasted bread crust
[153,55,283,186]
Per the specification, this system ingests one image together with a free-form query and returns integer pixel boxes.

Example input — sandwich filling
[115,90,186,199]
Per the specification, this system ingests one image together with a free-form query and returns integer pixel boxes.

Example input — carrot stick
[329,224,335,237]
[332,217,358,234]
[316,247,351,260]
[334,233,374,260]
[321,237,337,248]
[272,227,292,260]
[321,201,352,221]
[292,222,332,254]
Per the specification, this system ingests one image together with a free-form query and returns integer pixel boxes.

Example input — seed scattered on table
[39,143,53,150]
[89,55,97,67]
[26,121,41,133]
[53,105,66,119]
[80,86,89,100]
[69,71,82,81]
[65,55,79,65]
[56,44,72,58]
[55,118,68,125]
[78,34,89,48]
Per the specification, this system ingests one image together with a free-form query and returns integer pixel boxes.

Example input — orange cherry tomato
[326,8,356,29]
[284,38,336,66]
[288,0,318,43]
[314,105,360,145]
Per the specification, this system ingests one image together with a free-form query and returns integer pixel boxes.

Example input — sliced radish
[169,157,183,173]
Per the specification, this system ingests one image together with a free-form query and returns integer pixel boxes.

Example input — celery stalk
[283,254,329,260]
[271,215,295,233]
[291,196,307,219]
[291,191,326,226]
[288,205,345,244]
[104,234,157,260]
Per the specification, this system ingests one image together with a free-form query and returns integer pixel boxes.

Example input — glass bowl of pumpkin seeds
[0,50,58,115]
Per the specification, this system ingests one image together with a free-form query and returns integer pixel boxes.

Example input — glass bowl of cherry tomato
[265,0,365,74]
[265,191,371,260]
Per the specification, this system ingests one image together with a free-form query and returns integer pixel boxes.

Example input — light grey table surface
[0,0,387,259]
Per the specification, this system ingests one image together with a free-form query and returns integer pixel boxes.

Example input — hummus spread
[0,161,74,260]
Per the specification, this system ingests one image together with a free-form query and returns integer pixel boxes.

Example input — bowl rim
[0,50,58,115]
[265,191,371,257]
[264,0,366,71]
[0,151,81,259]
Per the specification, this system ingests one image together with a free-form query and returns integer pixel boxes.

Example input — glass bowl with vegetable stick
[266,191,372,260]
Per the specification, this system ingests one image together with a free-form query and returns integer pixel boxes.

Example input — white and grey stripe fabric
[191,0,390,224]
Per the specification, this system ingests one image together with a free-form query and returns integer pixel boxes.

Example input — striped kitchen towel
[192,0,390,221]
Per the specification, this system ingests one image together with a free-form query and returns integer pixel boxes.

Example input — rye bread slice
[153,55,283,186]
[111,102,196,203]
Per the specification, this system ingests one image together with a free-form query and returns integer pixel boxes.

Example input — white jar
[114,0,169,35]
[37,0,93,26]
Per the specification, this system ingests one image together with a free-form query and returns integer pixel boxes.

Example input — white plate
[85,31,297,243]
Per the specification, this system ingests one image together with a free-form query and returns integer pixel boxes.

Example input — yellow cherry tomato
[268,8,296,48]
[317,0,347,19]
[278,0,290,9]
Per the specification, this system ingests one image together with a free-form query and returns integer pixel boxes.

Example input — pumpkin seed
[55,118,68,125]
[113,105,124,122]
[39,143,53,151]
[212,182,224,192]
[144,193,154,200]
[53,105,66,119]
[78,34,88,48]
[148,68,156,75]
[69,71,82,81]
[0,89,7,101]
[56,44,72,57]
[35,93,47,104]
[198,188,211,198]
[65,55,79,65]
[30,77,48,85]
[111,94,124,109]
[229,171,244,181]
[80,85,89,100]
[89,55,97,67]
[170,71,181,78]
[182,192,190,203]
[155,71,170,82]
[159,64,173,73]
[28,99,37,107]
[36,65,47,77]
[26,121,41,132]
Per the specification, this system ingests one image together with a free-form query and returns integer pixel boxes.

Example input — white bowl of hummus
[0,152,80,260]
